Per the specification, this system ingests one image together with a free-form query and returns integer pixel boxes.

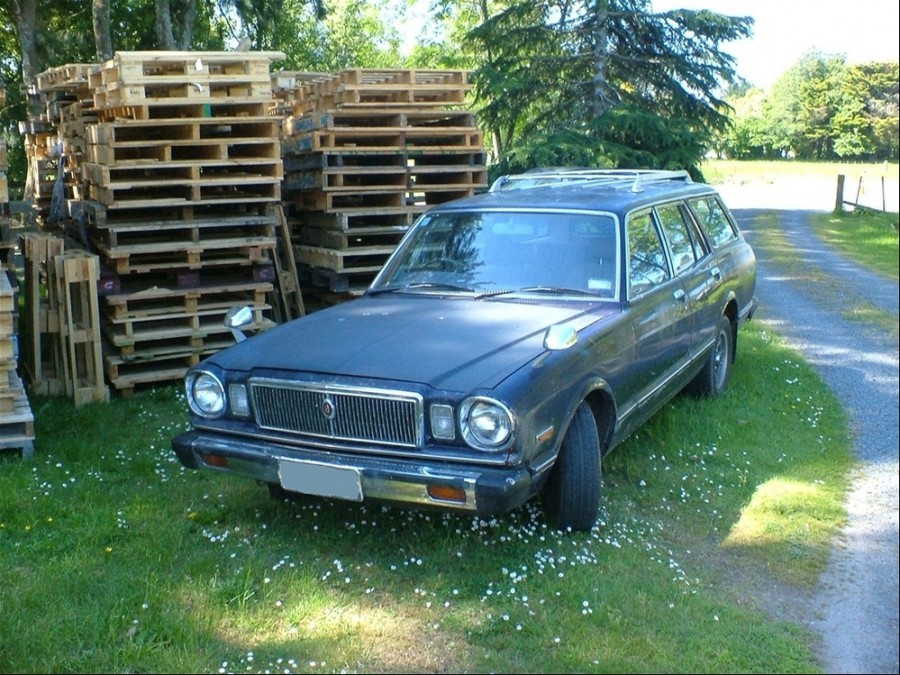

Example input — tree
[93,0,112,61]
[154,0,200,50]
[3,0,39,85]
[465,0,753,175]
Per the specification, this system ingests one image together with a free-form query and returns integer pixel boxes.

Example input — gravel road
[719,176,899,675]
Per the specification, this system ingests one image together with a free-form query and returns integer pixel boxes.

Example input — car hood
[207,295,616,391]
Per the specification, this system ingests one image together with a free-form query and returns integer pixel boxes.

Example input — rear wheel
[688,315,734,397]
[540,402,601,531]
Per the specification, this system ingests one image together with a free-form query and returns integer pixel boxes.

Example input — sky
[650,0,900,89]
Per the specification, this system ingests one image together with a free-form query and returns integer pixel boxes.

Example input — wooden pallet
[298,224,407,251]
[101,279,272,320]
[288,186,474,214]
[96,100,272,122]
[271,204,305,321]
[71,198,277,230]
[0,378,35,460]
[294,243,395,274]
[93,234,276,275]
[284,127,483,154]
[86,176,281,209]
[102,302,272,351]
[52,250,110,406]
[90,50,284,109]
[286,109,478,135]
[35,63,96,92]
[19,232,66,396]
[291,68,471,114]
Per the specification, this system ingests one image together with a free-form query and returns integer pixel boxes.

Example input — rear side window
[655,203,700,275]
[690,197,737,248]
[626,210,670,297]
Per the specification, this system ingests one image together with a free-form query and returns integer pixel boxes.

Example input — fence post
[835,174,845,212]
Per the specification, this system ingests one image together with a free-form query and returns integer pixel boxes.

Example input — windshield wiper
[480,286,599,298]
[375,281,475,294]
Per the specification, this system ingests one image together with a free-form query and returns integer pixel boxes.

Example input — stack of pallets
[81,51,291,394]
[25,51,297,398]
[34,63,96,209]
[0,262,34,458]
[279,68,487,295]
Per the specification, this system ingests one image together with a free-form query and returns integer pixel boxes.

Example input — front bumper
[172,430,539,515]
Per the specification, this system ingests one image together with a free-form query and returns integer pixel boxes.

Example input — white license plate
[278,460,363,501]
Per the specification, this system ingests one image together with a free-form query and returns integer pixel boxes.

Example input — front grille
[249,379,423,448]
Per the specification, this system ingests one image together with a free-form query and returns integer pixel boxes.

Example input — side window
[690,197,737,248]
[626,210,670,297]
[655,203,698,275]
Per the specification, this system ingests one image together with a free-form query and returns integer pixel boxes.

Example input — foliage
[719,51,899,162]
[273,0,404,71]
[1,0,897,191]
[465,0,752,172]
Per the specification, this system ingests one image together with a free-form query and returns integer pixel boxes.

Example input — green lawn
[0,321,852,673]
[3,158,896,673]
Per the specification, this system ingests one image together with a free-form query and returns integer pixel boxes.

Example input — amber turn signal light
[427,485,467,503]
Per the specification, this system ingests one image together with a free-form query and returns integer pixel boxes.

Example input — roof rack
[489,168,692,193]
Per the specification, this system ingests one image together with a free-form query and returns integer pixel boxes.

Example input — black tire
[688,315,734,397]
[540,402,601,531]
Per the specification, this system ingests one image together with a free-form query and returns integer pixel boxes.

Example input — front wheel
[540,402,601,531]
[688,315,734,397]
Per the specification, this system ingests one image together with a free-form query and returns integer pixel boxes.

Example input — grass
[808,210,899,282]
[4,158,894,672]
[0,322,851,673]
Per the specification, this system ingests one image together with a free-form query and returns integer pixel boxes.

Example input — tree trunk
[9,0,39,85]
[476,0,502,160]
[591,0,611,118]
[155,0,176,49]
[9,0,39,201]
[92,0,113,62]
[176,0,198,50]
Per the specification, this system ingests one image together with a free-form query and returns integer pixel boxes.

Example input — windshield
[370,210,619,299]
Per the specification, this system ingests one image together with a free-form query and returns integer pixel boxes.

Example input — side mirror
[225,305,254,343]
[543,324,578,351]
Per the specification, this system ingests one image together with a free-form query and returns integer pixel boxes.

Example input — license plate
[278,460,363,501]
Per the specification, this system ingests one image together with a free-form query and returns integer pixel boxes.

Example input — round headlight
[187,371,226,417]
[460,397,514,450]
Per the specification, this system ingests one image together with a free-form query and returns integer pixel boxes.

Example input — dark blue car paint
[172,173,757,524]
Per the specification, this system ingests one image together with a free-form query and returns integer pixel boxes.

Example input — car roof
[429,169,722,219]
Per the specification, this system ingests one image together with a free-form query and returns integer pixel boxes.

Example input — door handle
[710,266,722,280]
[673,288,686,302]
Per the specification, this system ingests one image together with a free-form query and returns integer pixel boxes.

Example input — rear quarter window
[690,196,737,248]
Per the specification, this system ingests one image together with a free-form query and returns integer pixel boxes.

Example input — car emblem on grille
[320,396,336,420]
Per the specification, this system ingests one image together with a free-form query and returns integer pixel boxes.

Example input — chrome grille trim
[249,378,424,448]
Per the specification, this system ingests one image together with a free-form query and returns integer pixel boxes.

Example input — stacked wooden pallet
[19,232,110,406]
[0,262,34,458]
[26,51,300,398]
[35,63,96,208]
[279,69,487,294]
[84,51,293,394]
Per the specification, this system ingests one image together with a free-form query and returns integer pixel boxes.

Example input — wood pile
[0,261,34,458]
[26,51,292,399]
[0,85,34,457]
[278,68,487,294]
[13,55,487,408]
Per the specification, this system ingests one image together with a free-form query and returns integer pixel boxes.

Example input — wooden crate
[51,249,109,406]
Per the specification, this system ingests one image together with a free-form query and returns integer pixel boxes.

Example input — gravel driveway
[719,177,899,674]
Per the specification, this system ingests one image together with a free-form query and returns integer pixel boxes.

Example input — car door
[653,201,713,359]
[686,196,742,352]
[622,209,692,413]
